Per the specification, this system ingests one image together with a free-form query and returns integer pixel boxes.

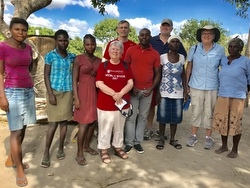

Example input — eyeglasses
[201,32,214,36]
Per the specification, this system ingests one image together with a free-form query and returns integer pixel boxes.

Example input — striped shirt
[44,49,76,92]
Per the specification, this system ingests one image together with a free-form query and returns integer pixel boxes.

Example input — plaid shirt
[45,49,76,92]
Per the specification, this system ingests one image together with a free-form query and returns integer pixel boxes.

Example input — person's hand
[0,96,9,112]
[186,86,190,94]
[155,91,161,104]
[143,88,152,97]
[132,87,140,95]
[183,90,189,102]
[48,93,57,105]
[112,92,123,102]
[74,98,81,109]
[115,98,123,105]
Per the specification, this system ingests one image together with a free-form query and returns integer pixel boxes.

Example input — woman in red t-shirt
[96,41,133,164]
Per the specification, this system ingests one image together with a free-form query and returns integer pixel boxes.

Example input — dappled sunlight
[235,167,250,175]
[1,108,250,187]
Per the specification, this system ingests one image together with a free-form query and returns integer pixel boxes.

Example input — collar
[135,44,153,51]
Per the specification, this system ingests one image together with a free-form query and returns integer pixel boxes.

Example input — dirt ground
[0,106,250,188]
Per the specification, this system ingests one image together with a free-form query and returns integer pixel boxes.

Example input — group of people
[1,17,250,187]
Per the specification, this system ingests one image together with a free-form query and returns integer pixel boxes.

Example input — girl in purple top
[0,17,36,187]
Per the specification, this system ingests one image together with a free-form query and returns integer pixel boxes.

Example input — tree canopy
[225,0,250,18]
[179,19,229,50]
[93,18,138,44]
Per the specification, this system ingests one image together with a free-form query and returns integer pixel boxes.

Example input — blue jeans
[125,91,152,146]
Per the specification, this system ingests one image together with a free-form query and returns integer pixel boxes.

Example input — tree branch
[11,0,52,19]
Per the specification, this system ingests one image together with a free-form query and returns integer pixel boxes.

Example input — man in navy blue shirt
[150,18,187,56]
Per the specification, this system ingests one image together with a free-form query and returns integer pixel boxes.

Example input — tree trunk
[0,0,52,97]
[1,0,52,37]
[244,28,250,107]
[245,28,250,58]
[11,0,52,19]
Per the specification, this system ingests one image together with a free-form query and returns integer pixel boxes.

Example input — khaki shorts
[190,87,217,129]
[46,90,73,122]
[212,97,245,136]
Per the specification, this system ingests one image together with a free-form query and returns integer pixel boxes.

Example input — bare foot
[215,147,228,154]
[227,151,238,158]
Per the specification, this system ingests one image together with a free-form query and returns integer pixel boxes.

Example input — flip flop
[75,157,87,166]
[169,140,182,149]
[56,152,65,160]
[16,176,28,187]
[84,148,98,156]
[40,159,50,168]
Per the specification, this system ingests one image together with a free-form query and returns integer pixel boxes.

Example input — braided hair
[83,34,96,44]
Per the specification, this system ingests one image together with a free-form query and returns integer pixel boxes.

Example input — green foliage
[93,18,138,45]
[129,27,139,43]
[67,37,103,58]
[93,18,119,43]
[28,26,55,36]
[68,36,84,55]
[95,45,104,58]
[91,0,120,15]
[179,19,230,51]
[225,0,250,18]
[0,33,5,41]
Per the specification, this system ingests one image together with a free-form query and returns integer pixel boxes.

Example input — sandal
[100,149,111,164]
[156,139,165,150]
[16,176,28,187]
[114,148,128,159]
[84,148,98,156]
[169,140,182,149]
[75,157,87,166]
[40,158,50,168]
[56,151,65,160]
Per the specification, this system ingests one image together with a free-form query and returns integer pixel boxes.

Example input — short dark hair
[9,17,29,30]
[139,28,151,35]
[54,29,69,40]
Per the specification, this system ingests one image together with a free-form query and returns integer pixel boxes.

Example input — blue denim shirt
[187,43,225,90]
